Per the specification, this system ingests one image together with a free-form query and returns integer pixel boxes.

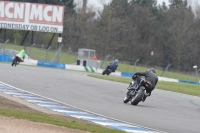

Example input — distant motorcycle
[11,55,21,66]
[123,75,152,105]
[102,65,112,75]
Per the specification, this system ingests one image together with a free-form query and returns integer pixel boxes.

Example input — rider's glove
[132,75,137,80]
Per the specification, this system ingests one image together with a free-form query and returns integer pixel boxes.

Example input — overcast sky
[87,0,170,7]
[74,0,200,12]
[75,0,170,11]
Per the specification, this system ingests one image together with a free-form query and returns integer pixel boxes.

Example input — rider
[15,49,26,64]
[132,68,158,102]
[107,59,119,72]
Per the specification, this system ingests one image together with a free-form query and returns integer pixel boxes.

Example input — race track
[0,63,200,133]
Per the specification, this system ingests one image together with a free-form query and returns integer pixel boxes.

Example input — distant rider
[108,59,119,72]
[15,49,25,64]
[132,68,158,101]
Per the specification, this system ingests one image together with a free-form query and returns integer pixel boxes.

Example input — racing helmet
[148,68,156,74]
[114,59,119,63]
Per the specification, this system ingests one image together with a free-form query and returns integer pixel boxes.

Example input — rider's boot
[142,96,146,102]
[142,92,150,102]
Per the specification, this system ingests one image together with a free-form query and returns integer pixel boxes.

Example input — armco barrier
[37,61,65,69]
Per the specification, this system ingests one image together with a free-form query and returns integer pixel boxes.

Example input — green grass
[0,108,125,133]
[88,74,200,97]
[2,43,198,81]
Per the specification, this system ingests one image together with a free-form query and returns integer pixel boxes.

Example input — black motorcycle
[102,65,112,75]
[123,76,152,105]
[11,56,21,66]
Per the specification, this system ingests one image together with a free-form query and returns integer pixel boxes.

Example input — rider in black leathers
[132,68,158,101]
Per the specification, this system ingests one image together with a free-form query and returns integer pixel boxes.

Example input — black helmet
[148,68,156,74]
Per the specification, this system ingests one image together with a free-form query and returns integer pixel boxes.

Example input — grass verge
[0,108,125,133]
[88,74,200,97]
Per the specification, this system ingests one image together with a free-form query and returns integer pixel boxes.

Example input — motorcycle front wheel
[123,90,132,103]
[123,96,130,103]
[131,87,145,105]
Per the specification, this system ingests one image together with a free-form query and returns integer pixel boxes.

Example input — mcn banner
[0,1,64,33]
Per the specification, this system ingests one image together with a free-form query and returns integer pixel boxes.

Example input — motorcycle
[11,55,21,66]
[123,75,152,105]
[102,65,112,75]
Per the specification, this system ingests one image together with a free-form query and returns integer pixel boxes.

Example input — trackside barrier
[111,72,121,76]
[65,64,85,71]
[120,72,200,85]
[121,72,133,77]
[0,55,37,66]
[179,80,200,85]
[120,72,179,83]
[0,55,198,85]
[37,61,65,69]
[84,66,95,73]
[65,64,96,73]
[158,76,179,82]
[21,59,38,66]
[96,69,121,76]
[0,54,12,62]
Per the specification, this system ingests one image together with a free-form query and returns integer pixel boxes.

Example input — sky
[75,0,170,11]
[87,0,170,7]
[74,0,200,12]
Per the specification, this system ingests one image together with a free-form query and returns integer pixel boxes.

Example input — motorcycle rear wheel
[11,58,16,66]
[102,70,107,75]
[107,69,111,75]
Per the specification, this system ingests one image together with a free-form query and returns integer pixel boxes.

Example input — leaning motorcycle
[123,76,152,105]
[11,55,21,66]
[102,65,112,75]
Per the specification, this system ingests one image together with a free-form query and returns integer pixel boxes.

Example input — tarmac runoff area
[0,63,200,133]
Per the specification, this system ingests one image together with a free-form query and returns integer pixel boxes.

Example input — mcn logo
[30,4,63,25]
[0,2,25,22]
[0,1,64,25]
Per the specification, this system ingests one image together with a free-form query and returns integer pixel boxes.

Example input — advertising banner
[0,1,64,33]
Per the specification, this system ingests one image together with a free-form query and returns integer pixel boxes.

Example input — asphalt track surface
[0,63,200,133]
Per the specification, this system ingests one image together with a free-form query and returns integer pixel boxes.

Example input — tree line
[0,0,200,71]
